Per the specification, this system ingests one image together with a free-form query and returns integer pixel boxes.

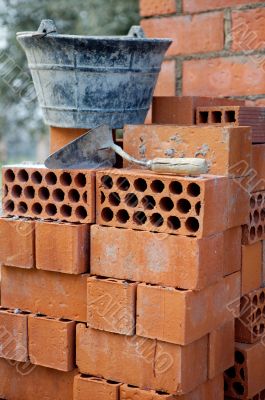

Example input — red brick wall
[141,1,265,105]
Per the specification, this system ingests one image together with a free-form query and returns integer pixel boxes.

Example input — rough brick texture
[76,324,208,395]
[28,315,76,371]
[87,276,137,335]
[241,242,262,296]
[36,220,89,274]
[136,272,240,345]
[140,0,177,17]
[232,8,265,52]
[74,375,121,400]
[154,60,176,96]
[242,192,265,245]
[50,126,87,154]
[1,266,88,322]
[2,165,95,224]
[183,0,259,13]
[0,357,77,400]
[91,225,224,290]
[223,227,242,276]
[0,217,35,269]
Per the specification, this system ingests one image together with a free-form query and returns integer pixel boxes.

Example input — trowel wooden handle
[147,158,209,175]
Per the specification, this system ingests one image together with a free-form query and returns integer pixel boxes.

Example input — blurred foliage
[0,0,139,159]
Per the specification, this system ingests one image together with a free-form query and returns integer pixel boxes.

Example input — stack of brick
[0,96,264,399]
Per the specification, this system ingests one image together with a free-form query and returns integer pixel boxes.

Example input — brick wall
[140,1,265,105]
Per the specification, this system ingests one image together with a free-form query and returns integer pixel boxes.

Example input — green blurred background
[0,0,139,171]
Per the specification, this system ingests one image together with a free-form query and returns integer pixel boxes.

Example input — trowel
[45,125,208,175]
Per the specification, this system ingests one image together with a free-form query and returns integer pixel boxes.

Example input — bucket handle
[33,19,57,38]
[128,26,145,38]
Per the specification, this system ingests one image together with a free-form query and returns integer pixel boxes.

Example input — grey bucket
[17,20,172,129]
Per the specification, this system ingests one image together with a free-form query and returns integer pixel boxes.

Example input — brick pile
[0,96,264,399]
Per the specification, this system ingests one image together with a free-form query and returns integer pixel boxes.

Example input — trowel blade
[45,125,116,170]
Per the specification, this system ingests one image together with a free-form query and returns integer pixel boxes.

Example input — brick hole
[253,325,259,335]
[53,188,65,202]
[235,350,245,364]
[109,192,121,206]
[125,193,138,207]
[31,171,42,184]
[3,184,8,197]
[17,169,29,182]
[116,209,130,224]
[45,203,57,216]
[257,194,263,207]
[167,216,181,230]
[198,111,208,123]
[260,323,265,335]
[4,169,15,182]
[225,366,236,379]
[261,209,265,221]
[250,196,256,208]
[75,206,88,220]
[257,225,263,238]
[187,183,200,197]
[177,199,192,214]
[150,180,164,193]
[150,213,164,227]
[134,178,147,192]
[4,200,14,213]
[253,295,258,306]
[60,172,72,186]
[256,308,261,321]
[68,189,80,203]
[100,191,106,204]
[60,204,72,217]
[82,192,87,203]
[45,172,57,185]
[211,111,222,123]
[260,292,265,303]
[239,368,245,381]
[250,227,256,240]
[254,210,260,224]
[195,201,201,215]
[11,185,22,198]
[17,201,28,214]
[32,203,43,215]
[133,211,147,225]
[253,395,259,400]
[159,197,174,211]
[24,186,35,199]
[117,177,130,191]
[142,195,155,210]
[225,110,236,123]
[250,213,252,223]
[233,381,245,396]
[224,380,228,392]
[185,217,200,233]
[74,173,86,188]
[169,181,183,194]
[106,380,120,385]
[101,175,113,189]
[101,207,114,222]
[38,187,50,200]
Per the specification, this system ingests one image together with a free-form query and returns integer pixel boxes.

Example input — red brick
[208,320,235,379]
[154,60,176,96]
[36,220,89,274]
[0,357,77,400]
[242,242,262,296]
[87,277,137,335]
[2,165,95,224]
[96,169,249,237]
[91,225,224,290]
[183,57,265,97]
[1,266,87,322]
[0,308,29,362]
[141,12,224,56]
[28,315,76,371]
[0,217,35,269]
[123,124,252,177]
[120,375,224,399]
[232,8,265,52]
[252,144,265,193]
[225,341,265,398]
[223,227,242,276]
[136,272,240,345]
[74,375,121,400]
[183,0,259,13]
[50,126,87,154]
[76,325,208,395]
[140,0,177,17]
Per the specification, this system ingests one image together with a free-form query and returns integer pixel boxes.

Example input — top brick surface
[140,0,177,17]
[183,0,259,13]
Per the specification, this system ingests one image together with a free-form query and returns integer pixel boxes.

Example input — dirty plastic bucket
[17,20,172,129]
